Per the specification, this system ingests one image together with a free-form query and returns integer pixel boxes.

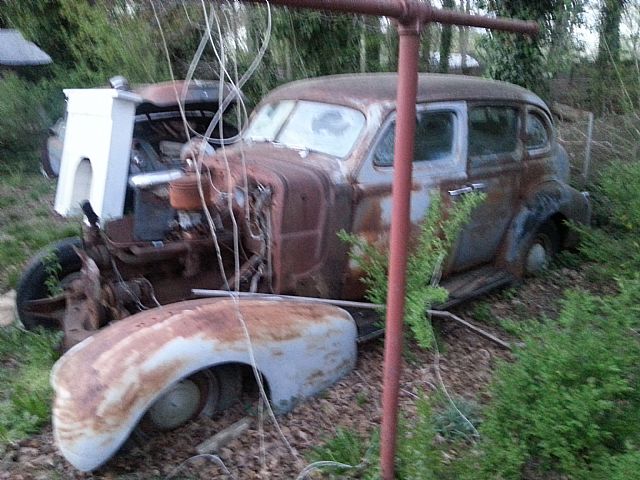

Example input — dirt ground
[0,264,596,480]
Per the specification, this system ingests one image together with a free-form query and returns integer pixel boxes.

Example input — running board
[354,266,516,342]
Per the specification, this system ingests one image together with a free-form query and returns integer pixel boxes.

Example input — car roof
[264,73,549,114]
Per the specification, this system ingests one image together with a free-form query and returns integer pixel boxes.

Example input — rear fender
[502,181,590,273]
[51,298,357,471]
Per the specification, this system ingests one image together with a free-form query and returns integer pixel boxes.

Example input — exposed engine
[56,150,274,349]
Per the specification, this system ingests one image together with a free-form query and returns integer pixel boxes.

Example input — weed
[310,396,448,479]
[339,193,484,349]
[471,302,494,325]
[496,316,541,338]
[432,395,481,441]
[554,250,585,270]
[0,325,61,444]
[42,250,63,296]
[393,397,445,480]
[355,392,368,407]
[308,428,370,478]
[0,173,78,291]
[499,286,519,301]
[575,161,640,281]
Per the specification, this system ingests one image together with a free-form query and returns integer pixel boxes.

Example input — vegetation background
[1,0,640,479]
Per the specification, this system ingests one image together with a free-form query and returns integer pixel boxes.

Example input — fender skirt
[51,298,357,471]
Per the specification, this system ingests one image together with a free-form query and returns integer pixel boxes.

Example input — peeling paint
[51,299,356,471]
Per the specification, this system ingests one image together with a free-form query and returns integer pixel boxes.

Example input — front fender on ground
[51,298,357,472]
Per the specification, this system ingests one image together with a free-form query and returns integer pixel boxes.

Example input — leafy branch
[339,192,484,349]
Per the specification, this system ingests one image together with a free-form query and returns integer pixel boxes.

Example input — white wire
[206,0,300,464]
[429,256,480,439]
[153,3,309,475]
[208,2,242,292]
[150,0,193,144]
[295,460,358,480]
[195,1,272,154]
[432,335,480,439]
[189,0,300,470]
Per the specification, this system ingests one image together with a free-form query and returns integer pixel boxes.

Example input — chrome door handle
[448,186,474,197]
[470,182,487,191]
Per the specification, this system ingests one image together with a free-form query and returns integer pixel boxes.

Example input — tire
[523,222,560,276]
[16,237,82,330]
[137,364,242,434]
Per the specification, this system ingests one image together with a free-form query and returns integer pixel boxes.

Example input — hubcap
[146,379,203,430]
[525,241,548,275]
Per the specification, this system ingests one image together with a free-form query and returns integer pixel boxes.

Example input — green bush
[474,283,640,479]
[339,193,484,349]
[0,73,49,162]
[576,161,640,280]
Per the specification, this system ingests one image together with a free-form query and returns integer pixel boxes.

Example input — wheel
[523,222,559,276]
[16,237,82,330]
[138,364,242,433]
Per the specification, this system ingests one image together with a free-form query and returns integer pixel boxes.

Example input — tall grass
[0,325,61,443]
[0,171,79,291]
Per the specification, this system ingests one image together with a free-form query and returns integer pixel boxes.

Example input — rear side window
[374,110,456,167]
[468,106,518,159]
[526,112,549,150]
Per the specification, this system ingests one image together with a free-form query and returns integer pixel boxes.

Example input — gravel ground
[0,265,598,480]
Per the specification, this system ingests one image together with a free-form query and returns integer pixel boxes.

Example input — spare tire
[16,237,82,330]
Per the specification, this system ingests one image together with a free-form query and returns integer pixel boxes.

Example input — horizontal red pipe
[243,0,538,35]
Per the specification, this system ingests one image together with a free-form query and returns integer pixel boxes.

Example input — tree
[597,0,627,65]
[438,0,456,73]
[593,0,630,113]
[478,0,585,96]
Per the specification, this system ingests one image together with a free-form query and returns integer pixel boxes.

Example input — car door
[342,102,467,299]
[447,103,524,272]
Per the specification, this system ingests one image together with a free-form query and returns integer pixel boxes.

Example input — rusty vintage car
[17,73,590,471]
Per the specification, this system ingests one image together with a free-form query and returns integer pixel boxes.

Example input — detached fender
[502,181,591,272]
[51,298,357,471]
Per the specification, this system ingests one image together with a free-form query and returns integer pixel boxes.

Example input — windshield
[245,100,365,158]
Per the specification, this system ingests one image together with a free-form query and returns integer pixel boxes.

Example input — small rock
[31,455,55,468]
[18,447,38,458]
[0,290,16,327]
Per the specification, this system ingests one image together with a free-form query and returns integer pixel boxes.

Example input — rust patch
[52,299,350,438]
[305,369,325,385]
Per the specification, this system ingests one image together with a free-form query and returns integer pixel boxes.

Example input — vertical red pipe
[380,21,421,480]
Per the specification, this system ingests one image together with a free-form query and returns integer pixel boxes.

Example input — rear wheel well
[203,362,271,405]
[136,362,271,436]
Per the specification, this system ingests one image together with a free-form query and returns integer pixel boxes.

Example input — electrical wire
[203,0,303,468]
[151,3,343,476]
[429,256,480,440]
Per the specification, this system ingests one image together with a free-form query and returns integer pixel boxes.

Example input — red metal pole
[379,20,421,480]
